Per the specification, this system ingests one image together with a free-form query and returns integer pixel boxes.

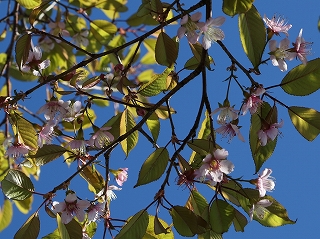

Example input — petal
[206,16,225,27]
[61,211,73,224]
[269,40,277,51]
[77,200,91,209]
[177,26,186,39]
[279,38,290,50]
[258,130,267,146]
[180,15,188,25]
[190,12,202,22]
[65,193,77,202]
[76,210,86,222]
[260,168,272,179]
[266,127,278,140]
[52,201,66,213]
[33,46,42,60]
[271,56,279,66]
[213,148,228,160]
[219,159,234,174]
[39,59,51,70]
[277,59,287,71]
[202,36,211,50]
[257,199,272,207]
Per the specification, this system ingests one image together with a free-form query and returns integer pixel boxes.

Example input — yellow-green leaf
[142,215,173,238]
[90,19,117,45]
[223,0,254,16]
[135,147,169,187]
[14,212,40,239]
[281,58,320,96]
[29,0,51,26]
[239,5,266,68]
[17,0,41,9]
[13,196,33,214]
[0,199,13,232]
[79,165,105,194]
[146,113,160,142]
[155,32,178,67]
[15,34,31,70]
[29,144,67,166]
[288,106,320,141]
[57,214,70,239]
[233,208,248,232]
[120,110,138,156]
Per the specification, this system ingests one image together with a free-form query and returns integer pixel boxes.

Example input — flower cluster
[177,12,225,50]
[264,15,312,71]
[21,46,51,76]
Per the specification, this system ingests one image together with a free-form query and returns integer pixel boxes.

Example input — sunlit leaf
[14,212,40,239]
[281,58,320,96]
[15,34,31,70]
[29,144,67,166]
[222,0,254,16]
[198,230,222,239]
[29,0,51,26]
[16,0,41,9]
[0,199,13,232]
[239,5,266,68]
[81,76,101,89]
[57,214,70,239]
[115,210,149,239]
[122,42,141,67]
[42,228,60,239]
[1,169,34,200]
[146,112,160,142]
[188,42,214,70]
[120,110,138,156]
[210,199,234,234]
[288,106,320,141]
[155,32,178,67]
[90,19,117,45]
[186,189,208,216]
[13,196,33,214]
[79,165,105,194]
[142,215,173,238]
[135,147,169,187]
[92,94,110,107]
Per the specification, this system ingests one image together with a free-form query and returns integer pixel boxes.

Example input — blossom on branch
[52,192,91,224]
[211,104,239,124]
[241,86,265,115]
[115,168,128,186]
[249,199,273,221]
[87,202,106,222]
[177,12,204,44]
[87,126,114,149]
[263,14,292,37]
[6,142,30,158]
[21,46,51,76]
[73,30,89,47]
[269,38,295,71]
[252,168,276,197]
[63,100,82,122]
[37,119,57,147]
[258,120,284,146]
[292,29,313,65]
[37,99,69,121]
[216,122,245,142]
[200,16,225,50]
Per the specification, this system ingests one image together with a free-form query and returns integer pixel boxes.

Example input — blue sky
[0,0,320,239]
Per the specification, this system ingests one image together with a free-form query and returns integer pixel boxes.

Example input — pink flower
[38,119,57,147]
[52,193,90,224]
[37,99,68,121]
[63,101,82,122]
[263,14,292,36]
[241,86,265,115]
[177,12,204,44]
[216,123,245,142]
[52,192,91,224]
[21,46,50,76]
[258,120,284,146]
[269,38,295,72]
[249,199,272,221]
[200,16,225,50]
[6,143,30,158]
[255,168,275,197]
[96,185,122,202]
[211,105,239,124]
[87,127,114,149]
[48,21,70,38]
[292,29,313,65]
[115,168,128,186]
[195,149,234,186]
[67,139,87,154]
[87,202,105,222]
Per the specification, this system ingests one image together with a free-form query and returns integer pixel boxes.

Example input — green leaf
[1,169,34,200]
[146,113,160,142]
[0,199,13,232]
[170,206,207,237]
[233,208,248,232]
[138,66,173,97]
[115,210,149,239]
[188,42,214,70]
[92,94,110,107]
[15,34,31,70]
[29,1,50,26]
[16,0,41,9]
[120,110,138,156]
[142,215,173,238]
[198,230,222,239]
[223,0,254,16]
[57,214,70,239]
[79,165,105,194]
[249,103,277,173]
[134,147,169,187]
[288,106,320,141]
[81,76,101,89]
[186,190,208,216]
[13,196,33,214]
[239,5,266,68]
[42,228,60,239]
[30,145,67,166]
[64,218,83,239]
[210,199,234,234]
[14,212,40,239]
[281,58,320,96]
[155,32,178,67]
[122,42,141,67]
[90,20,117,45]
[187,139,214,158]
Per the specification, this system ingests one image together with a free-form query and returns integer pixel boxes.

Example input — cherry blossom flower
[38,37,54,52]
[96,185,122,202]
[52,192,91,224]
[195,149,234,186]
[249,199,272,221]
[216,123,245,142]
[63,101,82,122]
[269,38,296,71]
[254,168,276,197]
[241,87,265,115]
[211,105,239,124]
[177,12,204,44]
[115,168,128,186]
[87,202,105,222]
[87,126,114,149]
[67,139,87,154]
[38,119,57,147]
[200,16,225,50]
[73,30,89,47]
[37,99,69,121]
[258,120,284,146]
[291,29,313,65]
[48,21,70,37]
[263,14,292,37]
[6,143,30,158]
[21,46,51,76]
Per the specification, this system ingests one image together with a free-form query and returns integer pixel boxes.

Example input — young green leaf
[223,0,254,16]
[115,210,149,239]
[142,215,173,238]
[1,169,34,201]
[13,196,33,214]
[0,199,13,232]
[288,106,320,141]
[29,0,50,26]
[120,110,138,156]
[210,199,235,234]
[134,147,169,187]
[146,112,160,142]
[239,5,266,68]
[15,34,31,70]
[79,165,105,194]
[29,144,67,166]
[14,212,40,239]
[155,32,178,67]
[281,58,320,96]
[16,0,41,9]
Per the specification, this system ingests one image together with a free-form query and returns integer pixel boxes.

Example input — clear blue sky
[0,0,320,239]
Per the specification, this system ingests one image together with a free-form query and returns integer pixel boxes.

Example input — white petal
[219,160,234,174]
[213,148,228,160]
